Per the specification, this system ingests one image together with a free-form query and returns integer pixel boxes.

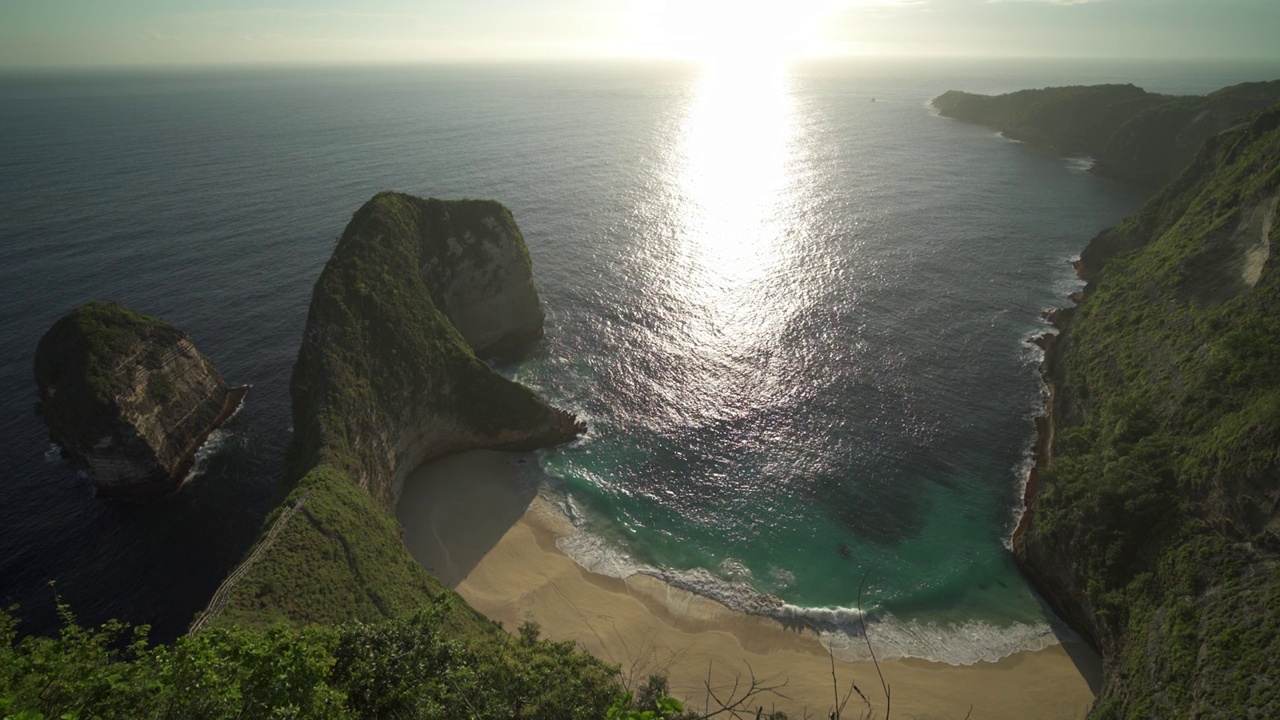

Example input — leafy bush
[0,597,622,720]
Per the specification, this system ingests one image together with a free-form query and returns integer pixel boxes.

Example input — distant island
[933,80,1280,185]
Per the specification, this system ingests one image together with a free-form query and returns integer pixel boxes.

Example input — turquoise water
[2,58,1277,648]
[505,60,1279,662]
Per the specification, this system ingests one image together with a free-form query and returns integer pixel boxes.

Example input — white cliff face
[419,206,545,358]
[437,233,544,357]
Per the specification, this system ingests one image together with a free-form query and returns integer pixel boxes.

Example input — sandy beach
[397,450,1102,720]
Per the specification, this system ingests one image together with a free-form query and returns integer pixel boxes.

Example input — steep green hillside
[208,193,585,630]
[1,193,633,718]
[934,81,1280,184]
[1016,105,1280,717]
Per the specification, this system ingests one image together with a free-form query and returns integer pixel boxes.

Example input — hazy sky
[1,0,1277,67]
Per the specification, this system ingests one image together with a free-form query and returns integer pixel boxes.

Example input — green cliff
[3,194,622,720]
[1016,105,1280,716]
[208,192,585,629]
[33,301,248,498]
[934,81,1280,184]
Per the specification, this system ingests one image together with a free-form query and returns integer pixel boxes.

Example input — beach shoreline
[397,449,1102,719]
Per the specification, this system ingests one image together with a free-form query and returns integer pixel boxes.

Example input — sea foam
[541,475,1071,667]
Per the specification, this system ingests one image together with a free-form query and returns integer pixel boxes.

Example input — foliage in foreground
[0,598,626,720]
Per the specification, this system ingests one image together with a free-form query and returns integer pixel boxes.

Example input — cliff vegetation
[33,301,247,497]
[211,193,584,630]
[1017,104,1280,717]
[5,194,631,718]
[0,601,618,719]
[934,81,1280,185]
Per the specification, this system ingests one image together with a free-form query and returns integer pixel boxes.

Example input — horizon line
[3,54,1280,74]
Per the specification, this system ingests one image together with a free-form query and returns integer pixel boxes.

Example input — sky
[1,0,1277,67]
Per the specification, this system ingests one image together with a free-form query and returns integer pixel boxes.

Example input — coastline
[398,450,1102,719]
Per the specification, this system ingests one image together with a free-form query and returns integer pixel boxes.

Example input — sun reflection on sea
[675,64,795,291]
[645,62,806,426]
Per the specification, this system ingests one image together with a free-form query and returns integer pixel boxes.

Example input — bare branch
[692,662,790,720]
[858,569,891,720]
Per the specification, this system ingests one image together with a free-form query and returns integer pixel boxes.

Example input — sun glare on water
[634,0,814,416]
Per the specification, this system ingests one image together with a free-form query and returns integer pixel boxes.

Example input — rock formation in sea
[33,301,248,498]
[204,192,583,628]
[1015,103,1280,716]
[933,80,1280,185]
[287,193,584,510]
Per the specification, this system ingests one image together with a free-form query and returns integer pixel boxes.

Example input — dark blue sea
[2,58,1277,657]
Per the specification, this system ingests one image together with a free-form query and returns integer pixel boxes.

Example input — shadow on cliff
[395,450,538,589]
[1040,595,1105,696]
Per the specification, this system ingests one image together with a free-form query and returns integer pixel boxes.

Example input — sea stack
[288,192,585,510]
[203,192,584,628]
[34,301,248,498]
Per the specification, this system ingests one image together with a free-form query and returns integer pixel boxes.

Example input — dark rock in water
[837,542,852,558]
[34,301,248,499]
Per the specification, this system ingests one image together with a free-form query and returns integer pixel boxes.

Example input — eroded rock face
[415,200,547,359]
[34,302,248,498]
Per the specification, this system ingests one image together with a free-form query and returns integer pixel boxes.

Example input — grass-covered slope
[211,192,582,629]
[287,192,581,510]
[934,80,1280,184]
[1016,105,1280,717]
[3,193,624,719]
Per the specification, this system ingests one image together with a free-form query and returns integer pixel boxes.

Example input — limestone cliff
[1015,106,1280,716]
[208,192,582,628]
[34,301,248,498]
[287,193,583,510]
[934,80,1280,185]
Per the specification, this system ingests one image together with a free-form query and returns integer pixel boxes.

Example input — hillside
[1016,104,1280,716]
[933,81,1280,184]
[207,192,585,628]
[1,194,624,719]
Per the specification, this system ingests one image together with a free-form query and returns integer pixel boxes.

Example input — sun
[636,0,829,71]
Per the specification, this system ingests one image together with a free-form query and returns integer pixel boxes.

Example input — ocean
[2,57,1277,657]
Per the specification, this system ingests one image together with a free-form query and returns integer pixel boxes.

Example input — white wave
[543,481,1068,666]
[178,429,228,488]
[1051,258,1087,297]
[818,612,1067,666]
[1065,155,1097,173]
[1004,435,1041,551]
[718,557,754,583]
[556,523,646,579]
[767,565,795,590]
